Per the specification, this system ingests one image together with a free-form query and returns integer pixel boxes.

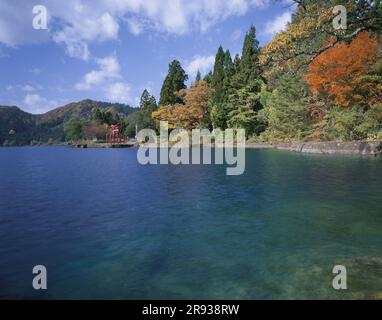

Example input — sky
[0,0,296,114]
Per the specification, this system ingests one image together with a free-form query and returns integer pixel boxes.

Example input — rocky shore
[247,141,382,156]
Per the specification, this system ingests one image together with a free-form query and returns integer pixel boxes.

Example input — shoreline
[1,140,381,156]
[247,141,382,156]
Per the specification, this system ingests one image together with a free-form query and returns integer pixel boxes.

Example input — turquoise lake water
[0,147,381,299]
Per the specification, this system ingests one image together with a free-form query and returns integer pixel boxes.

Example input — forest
[123,0,382,142]
[5,0,380,146]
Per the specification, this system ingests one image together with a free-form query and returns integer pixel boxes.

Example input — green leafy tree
[64,116,86,141]
[259,74,310,141]
[125,89,158,136]
[356,104,382,140]
[228,80,264,137]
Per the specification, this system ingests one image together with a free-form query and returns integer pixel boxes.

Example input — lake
[0,147,381,299]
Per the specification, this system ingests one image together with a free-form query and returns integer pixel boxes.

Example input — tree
[306,32,380,107]
[356,104,382,140]
[140,89,158,114]
[203,71,213,84]
[262,1,382,71]
[64,116,86,141]
[159,60,188,106]
[82,121,108,140]
[211,47,226,106]
[359,53,382,106]
[125,111,144,137]
[210,47,234,129]
[196,70,201,82]
[93,108,128,133]
[238,25,261,84]
[228,79,264,137]
[227,25,264,137]
[182,80,211,129]
[151,104,183,129]
[125,89,158,136]
[153,81,211,129]
[259,74,310,141]
[94,109,113,125]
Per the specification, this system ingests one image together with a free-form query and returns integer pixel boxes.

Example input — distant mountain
[0,99,136,146]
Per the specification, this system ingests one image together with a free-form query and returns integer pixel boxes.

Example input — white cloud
[264,11,292,36]
[104,82,132,104]
[0,0,272,59]
[185,55,215,79]
[53,30,91,61]
[126,17,144,36]
[52,12,119,60]
[23,94,57,114]
[75,55,133,104]
[75,55,121,90]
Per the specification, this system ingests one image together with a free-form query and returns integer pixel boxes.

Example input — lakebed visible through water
[0,147,381,299]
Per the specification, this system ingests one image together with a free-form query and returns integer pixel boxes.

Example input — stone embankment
[247,141,382,156]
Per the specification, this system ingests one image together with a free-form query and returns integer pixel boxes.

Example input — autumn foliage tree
[152,80,211,130]
[306,32,380,107]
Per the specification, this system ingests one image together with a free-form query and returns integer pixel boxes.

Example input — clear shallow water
[0,147,381,299]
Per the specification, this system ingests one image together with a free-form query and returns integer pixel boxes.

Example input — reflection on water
[0,147,381,299]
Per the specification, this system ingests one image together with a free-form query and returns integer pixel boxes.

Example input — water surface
[0,147,381,299]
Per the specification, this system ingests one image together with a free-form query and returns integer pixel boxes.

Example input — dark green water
[0,147,381,299]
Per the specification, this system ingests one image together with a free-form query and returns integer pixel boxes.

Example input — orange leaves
[152,81,211,129]
[306,32,380,107]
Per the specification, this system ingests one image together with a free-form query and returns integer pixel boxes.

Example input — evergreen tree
[196,70,201,82]
[140,89,151,109]
[140,89,157,113]
[228,79,264,137]
[231,25,261,90]
[159,60,188,106]
[227,25,264,137]
[211,46,226,106]
[258,74,309,141]
[203,71,213,84]
[210,47,234,129]
[223,50,234,103]
[126,89,158,136]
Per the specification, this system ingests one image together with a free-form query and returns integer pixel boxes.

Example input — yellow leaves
[152,104,183,129]
[152,81,211,129]
[259,4,340,71]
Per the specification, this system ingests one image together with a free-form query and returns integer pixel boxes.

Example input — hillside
[0,99,136,146]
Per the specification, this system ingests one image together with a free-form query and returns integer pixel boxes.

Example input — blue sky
[0,0,296,114]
